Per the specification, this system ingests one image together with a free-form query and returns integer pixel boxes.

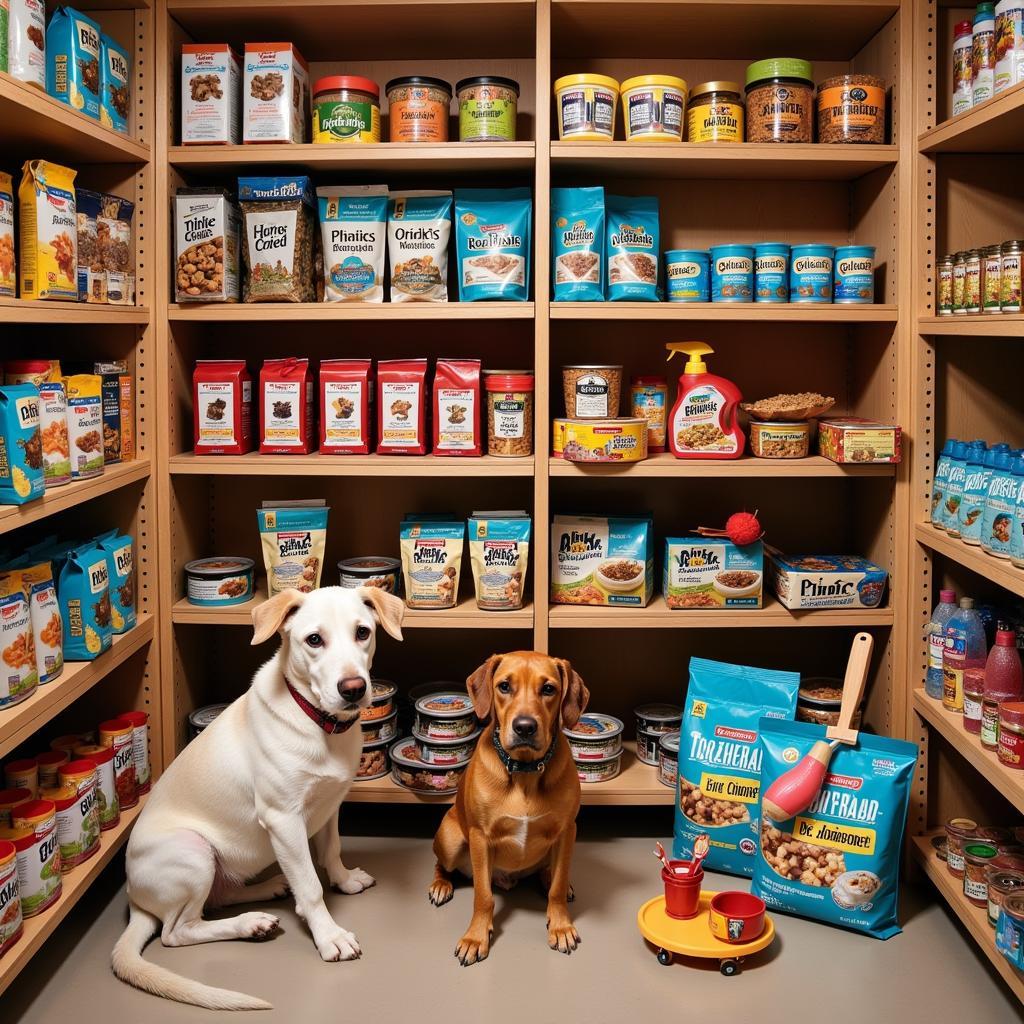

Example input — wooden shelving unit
[168,452,535,477]
[551,302,899,322]
[549,454,894,478]
[168,302,534,321]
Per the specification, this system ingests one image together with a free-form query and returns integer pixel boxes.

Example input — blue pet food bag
[59,542,113,659]
[0,384,44,505]
[754,718,917,939]
[673,657,799,876]
[97,529,136,633]
[455,188,532,302]
[47,7,103,120]
[551,187,604,302]
[100,33,131,134]
[606,195,659,301]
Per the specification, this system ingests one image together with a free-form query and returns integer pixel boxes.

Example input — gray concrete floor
[5,832,1024,1023]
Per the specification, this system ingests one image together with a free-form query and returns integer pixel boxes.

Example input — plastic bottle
[953,19,975,114]
[664,342,744,459]
[955,441,990,540]
[973,3,997,106]
[943,598,988,712]
[981,450,1023,557]
[926,589,959,700]
[931,438,959,526]
[995,0,1024,94]
[940,440,971,533]
[986,626,1024,702]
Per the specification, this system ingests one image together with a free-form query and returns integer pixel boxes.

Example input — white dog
[112,585,403,1010]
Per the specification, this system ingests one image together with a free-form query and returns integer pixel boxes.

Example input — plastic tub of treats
[390,738,469,794]
[356,737,391,781]
[360,680,398,722]
[575,751,622,783]
[415,729,482,766]
[554,73,619,141]
[658,731,680,788]
[620,75,687,142]
[563,713,624,760]
[385,76,451,143]
[745,59,814,143]
[414,693,478,739]
[456,76,519,142]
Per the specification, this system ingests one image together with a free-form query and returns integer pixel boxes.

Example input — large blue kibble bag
[551,186,604,302]
[455,188,531,302]
[673,657,799,877]
[606,194,659,301]
[753,718,917,939]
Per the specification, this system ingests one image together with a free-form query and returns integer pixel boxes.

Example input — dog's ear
[556,658,590,729]
[467,654,501,721]
[251,588,305,646]
[359,587,404,641]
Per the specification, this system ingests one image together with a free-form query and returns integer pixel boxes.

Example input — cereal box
[46,6,102,120]
[817,417,902,464]
[174,188,240,302]
[181,43,240,145]
[768,550,888,610]
[663,538,763,609]
[19,160,78,301]
[550,514,653,606]
[243,42,308,144]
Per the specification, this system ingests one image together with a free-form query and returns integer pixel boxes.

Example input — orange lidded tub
[10,799,61,917]
[0,839,23,960]
[385,77,451,142]
[99,717,137,810]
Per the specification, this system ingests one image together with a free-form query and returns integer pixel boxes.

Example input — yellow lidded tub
[554,74,620,141]
[620,75,688,142]
[553,417,648,463]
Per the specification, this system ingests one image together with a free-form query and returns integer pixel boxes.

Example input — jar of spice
[686,81,744,143]
[385,77,451,143]
[952,252,967,313]
[630,376,668,453]
[982,696,1001,748]
[937,255,955,315]
[456,76,519,142]
[945,817,979,877]
[485,373,534,458]
[312,76,381,144]
[963,842,998,907]
[983,244,1003,313]
[964,249,982,313]
[816,73,886,144]
[999,702,1024,768]
[1001,240,1022,312]
[964,667,986,734]
[744,59,814,143]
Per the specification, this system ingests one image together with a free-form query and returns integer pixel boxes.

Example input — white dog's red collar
[286,681,359,735]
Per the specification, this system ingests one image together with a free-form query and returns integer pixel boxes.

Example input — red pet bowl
[708,891,766,943]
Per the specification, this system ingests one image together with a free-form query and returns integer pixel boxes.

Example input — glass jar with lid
[744,58,814,143]
[982,243,1003,313]
[686,81,743,143]
[312,76,381,144]
[945,816,979,877]
[1001,240,1022,312]
[963,843,999,906]
[937,255,955,315]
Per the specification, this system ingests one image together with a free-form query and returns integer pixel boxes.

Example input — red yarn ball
[725,511,763,547]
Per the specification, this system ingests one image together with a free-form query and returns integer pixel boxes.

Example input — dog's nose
[512,715,538,738]
[338,677,366,703]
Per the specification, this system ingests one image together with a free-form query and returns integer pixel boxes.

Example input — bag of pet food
[64,374,104,479]
[21,562,62,683]
[673,657,799,877]
[377,358,428,455]
[753,718,917,939]
[97,193,134,305]
[19,160,78,301]
[0,172,15,298]
[316,185,387,303]
[455,188,531,302]
[552,186,604,302]
[433,359,481,456]
[193,360,253,454]
[59,542,112,659]
[96,530,135,633]
[320,359,372,455]
[100,33,130,133]
[469,511,531,611]
[259,357,314,454]
[46,6,102,120]
[9,0,47,89]
[0,385,44,505]
[75,188,104,302]
[387,191,451,303]
[257,500,329,595]
[0,571,38,706]
[606,194,659,302]
[400,517,464,609]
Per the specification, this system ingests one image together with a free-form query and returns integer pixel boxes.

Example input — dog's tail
[112,903,272,1011]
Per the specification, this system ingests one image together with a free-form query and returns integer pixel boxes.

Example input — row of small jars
[937,241,1022,315]
[943,818,1024,924]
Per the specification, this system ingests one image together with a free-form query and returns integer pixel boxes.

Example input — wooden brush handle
[827,632,873,745]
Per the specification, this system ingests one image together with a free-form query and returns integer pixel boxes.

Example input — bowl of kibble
[596,558,645,593]
[741,392,835,460]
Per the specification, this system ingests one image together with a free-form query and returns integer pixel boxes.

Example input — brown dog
[428,651,589,965]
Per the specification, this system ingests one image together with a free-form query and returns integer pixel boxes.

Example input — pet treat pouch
[316,185,387,303]
[259,357,313,454]
[19,160,78,301]
[64,374,104,480]
[753,718,917,939]
[552,186,605,302]
[606,194,659,301]
[97,193,134,305]
[38,380,69,487]
[96,530,135,633]
[320,359,372,455]
[377,359,428,455]
[9,0,47,89]
[469,512,531,610]
[75,188,103,303]
[673,657,799,877]
[100,34,130,133]
[400,518,464,609]
[46,6,102,120]
[21,562,62,683]
[193,359,252,454]
[257,500,329,595]
[433,359,481,456]
[59,543,113,660]
[0,385,44,505]
[388,191,452,303]
[0,571,38,705]
[455,188,531,302]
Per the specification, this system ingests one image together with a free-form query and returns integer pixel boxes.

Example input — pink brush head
[761,740,833,822]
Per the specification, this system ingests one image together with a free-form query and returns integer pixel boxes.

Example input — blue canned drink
[709,244,753,302]
[790,244,835,303]
[665,250,710,302]
[754,243,790,303]
[834,245,876,303]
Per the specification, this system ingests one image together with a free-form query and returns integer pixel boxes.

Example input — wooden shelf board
[172,587,533,629]
[0,461,151,536]
[915,522,1024,599]
[550,142,899,180]
[550,453,896,478]
[0,616,155,760]
[170,142,535,174]
[549,594,894,629]
[0,73,149,165]
[0,796,147,997]
[912,834,1024,1003]
[551,303,898,323]
[347,742,672,805]
[913,689,1024,816]
[168,452,534,477]
[918,315,1024,338]
[168,302,534,322]
[0,300,150,325]
[918,83,1024,153]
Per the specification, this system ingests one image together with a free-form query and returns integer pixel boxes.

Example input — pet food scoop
[761,632,872,824]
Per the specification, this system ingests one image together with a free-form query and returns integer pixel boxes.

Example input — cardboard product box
[94,362,134,463]
[181,43,241,145]
[768,550,888,610]
[663,537,763,609]
[174,189,240,302]
[243,43,309,144]
[818,417,902,464]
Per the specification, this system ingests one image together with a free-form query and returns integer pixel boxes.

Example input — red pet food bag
[377,359,428,455]
[320,358,373,455]
[433,358,481,456]
[193,359,253,455]
[260,358,314,454]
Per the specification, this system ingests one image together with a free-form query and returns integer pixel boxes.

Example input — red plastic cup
[662,865,704,919]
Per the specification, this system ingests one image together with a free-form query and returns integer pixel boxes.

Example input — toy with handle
[761,632,873,823]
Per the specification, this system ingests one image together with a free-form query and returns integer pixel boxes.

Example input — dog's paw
[251,874,290,901]
[428,878,453,906]
[316,927,361,962]
[454,929,490,967]
[240,912,281,940]
[330,866,375,895]
[547,922,580,955]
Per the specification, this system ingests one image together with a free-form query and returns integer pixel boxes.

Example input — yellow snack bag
[0,172,14,298]
[19,161,78,301]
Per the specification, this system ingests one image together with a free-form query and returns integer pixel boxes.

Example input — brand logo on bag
[825,772,863,790]
[714,725,756,743]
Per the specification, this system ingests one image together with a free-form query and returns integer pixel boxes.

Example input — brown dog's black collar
[286,681,359,735]
[491,727,557,774]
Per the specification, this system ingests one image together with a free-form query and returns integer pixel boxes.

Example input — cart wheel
[720,959,739,976]
[657,948,674,966]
